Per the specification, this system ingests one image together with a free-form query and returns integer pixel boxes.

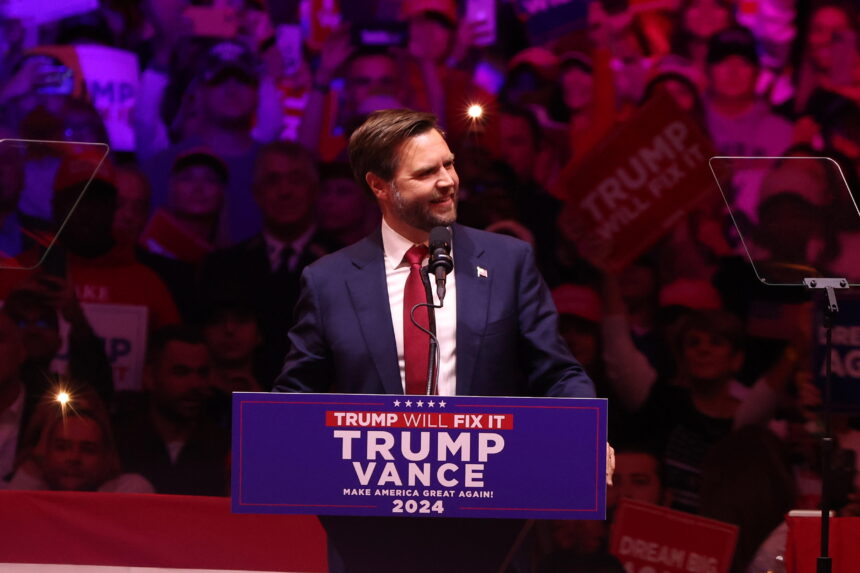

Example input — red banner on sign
[325,411,515,429]
[610,499,738,573]
[558,92,718,273]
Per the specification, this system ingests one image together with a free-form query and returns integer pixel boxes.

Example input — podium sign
[232,392,607,520]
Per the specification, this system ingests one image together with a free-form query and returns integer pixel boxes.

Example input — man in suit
[273,109,600,572]
[274,109,594,399]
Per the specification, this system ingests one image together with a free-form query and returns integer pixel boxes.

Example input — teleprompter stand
[802,278,848,573]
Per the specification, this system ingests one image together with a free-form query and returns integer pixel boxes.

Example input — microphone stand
[409,267,442,395]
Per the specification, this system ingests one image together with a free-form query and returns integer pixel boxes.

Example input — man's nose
[437,168,455,189]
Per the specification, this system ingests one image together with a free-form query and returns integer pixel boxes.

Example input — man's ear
[365,172,390,200]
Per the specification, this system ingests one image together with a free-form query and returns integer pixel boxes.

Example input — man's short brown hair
[348,109,443,193]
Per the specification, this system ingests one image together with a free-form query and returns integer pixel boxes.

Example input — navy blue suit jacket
[273,224,594,398]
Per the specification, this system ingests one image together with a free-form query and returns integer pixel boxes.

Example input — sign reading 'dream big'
[558,92,718,273]
[232,393,607,519]
[610,499,738,573]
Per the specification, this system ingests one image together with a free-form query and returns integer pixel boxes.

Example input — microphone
[428,226,454,303]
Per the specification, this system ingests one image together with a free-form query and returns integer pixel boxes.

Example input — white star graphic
[416,400,424,407]
[427,400,435,407]
[393,400,401,407]
[438,400,447,408]
[405,400,412,407]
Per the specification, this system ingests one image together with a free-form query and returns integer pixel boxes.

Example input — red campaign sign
[610,499,738,573]
[325,411,515,430]
[558,92,718,273]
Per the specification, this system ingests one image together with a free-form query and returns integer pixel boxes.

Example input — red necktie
[403,244,430,394]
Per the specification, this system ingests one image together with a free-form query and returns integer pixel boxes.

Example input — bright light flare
[467,104,484,119]
[56,391,70,405]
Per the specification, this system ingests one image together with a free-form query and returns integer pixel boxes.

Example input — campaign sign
[232,393,607,519]
[558,92,717,273]
[77,46,140,152]
[610,499,738,573]
[813,293,860,412]
[52,302,149,392]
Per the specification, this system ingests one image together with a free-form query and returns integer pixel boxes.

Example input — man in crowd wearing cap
[143,40,266,244]
[140,148,228,264]
[704,26,794,159]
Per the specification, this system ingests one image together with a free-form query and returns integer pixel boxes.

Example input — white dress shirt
[381,218,457,396]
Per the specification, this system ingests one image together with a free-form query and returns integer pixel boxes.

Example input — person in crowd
[140,149,227,264]
[611,306,799,514]
[316,162,379,249]
[113,325,228,496]
[5,97,109,236]
[299,37,405,163]
[8,387,154,493]
[112,163,198,322]
[499,47,565,130]
[641,55,707,127]
[0,155,181,331]
[607,445,666,514]
[401,0,498,152]
[671,0,735,72]
[112,164,152,249]
[143,40,265,244]
[495,105,564,278]
[202,298,264,394]
[199,141,335,386]
[558,51,596,158]
[704,26,795,158]
[552,283,604,387]
[786,1,860,121]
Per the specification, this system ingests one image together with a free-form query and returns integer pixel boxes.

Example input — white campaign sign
[52,302,149,392]
[76,46,140,152]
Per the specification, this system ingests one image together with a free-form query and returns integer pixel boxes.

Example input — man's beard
[390,181,457,232]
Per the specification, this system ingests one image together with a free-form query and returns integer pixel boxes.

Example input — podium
[232,392,607,572]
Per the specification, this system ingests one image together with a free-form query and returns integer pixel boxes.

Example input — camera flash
[467,104,483,119]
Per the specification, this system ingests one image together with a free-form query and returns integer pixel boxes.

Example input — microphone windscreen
[429,226,452,251]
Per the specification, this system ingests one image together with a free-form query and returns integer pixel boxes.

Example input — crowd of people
[1,0,860,571]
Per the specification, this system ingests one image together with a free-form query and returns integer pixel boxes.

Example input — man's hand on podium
[607,444,615,486]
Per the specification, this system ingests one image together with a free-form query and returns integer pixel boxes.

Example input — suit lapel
[453,225,489,395]
[346,230,403,395]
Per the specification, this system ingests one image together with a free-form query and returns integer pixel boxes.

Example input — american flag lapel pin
[477,266,488,278]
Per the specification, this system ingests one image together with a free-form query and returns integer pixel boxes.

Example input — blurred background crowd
[1,0,860,571]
